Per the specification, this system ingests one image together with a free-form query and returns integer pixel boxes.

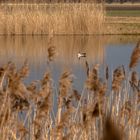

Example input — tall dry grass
[0,3,105,35]
[0,39,140,140]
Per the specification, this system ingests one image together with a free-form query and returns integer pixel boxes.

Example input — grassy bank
[104,17,140,35]
[107,10,140,17]
[0,3,140,35]
[104,3,140,35]
[0,3,104,35]
[0,40,140,140]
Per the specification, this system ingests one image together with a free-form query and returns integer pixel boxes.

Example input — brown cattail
[129,40,140,69]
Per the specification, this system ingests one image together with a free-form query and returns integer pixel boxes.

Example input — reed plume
[86,64,100,92]
[59,71,73,97]
[129,40,140,69]
[112,66,125,92]
[130,71,139,89]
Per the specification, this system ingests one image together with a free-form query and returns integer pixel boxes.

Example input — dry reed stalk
[129,40,140,69]
[0,3,104,35]
[17,122,28,139]
[0,61,140,140]
[57,70,73,126]
[35,72,52,115]
[121,101,132,120]
[55,108,73,140]
[86,64,100,92]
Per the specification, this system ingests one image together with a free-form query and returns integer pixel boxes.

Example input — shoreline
[0,3,140,35]
[103,17,140,35]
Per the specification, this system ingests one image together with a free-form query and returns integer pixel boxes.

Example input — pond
[0,35,140,91]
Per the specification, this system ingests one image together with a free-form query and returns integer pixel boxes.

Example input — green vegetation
[107,10,140,17]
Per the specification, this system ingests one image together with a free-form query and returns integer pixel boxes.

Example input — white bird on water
[78,52,86,59]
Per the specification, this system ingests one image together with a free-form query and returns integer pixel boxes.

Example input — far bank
[103,17,140,35]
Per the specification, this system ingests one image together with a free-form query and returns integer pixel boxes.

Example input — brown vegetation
[129,40,140,69]
[0,3,104,35]
[104,17,140,35]
[0,40,140,140]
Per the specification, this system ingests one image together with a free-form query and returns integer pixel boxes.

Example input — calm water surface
[0,35,140,91]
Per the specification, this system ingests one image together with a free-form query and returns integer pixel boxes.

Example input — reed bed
[0,3,104,35]
[0,40,140,140]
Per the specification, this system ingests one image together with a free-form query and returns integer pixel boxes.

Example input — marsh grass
[0,40,140,140]
[0,3,104,35]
